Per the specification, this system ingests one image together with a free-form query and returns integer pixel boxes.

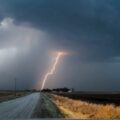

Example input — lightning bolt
[41,52,63,90]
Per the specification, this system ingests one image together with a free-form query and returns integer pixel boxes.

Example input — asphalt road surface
[0,93,40,119]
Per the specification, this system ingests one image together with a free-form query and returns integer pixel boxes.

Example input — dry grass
[50,94,120,119]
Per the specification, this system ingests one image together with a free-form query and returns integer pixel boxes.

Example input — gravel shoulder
[32,93,64,118]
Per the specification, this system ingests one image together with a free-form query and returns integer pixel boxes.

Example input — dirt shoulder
[32,93,64,118]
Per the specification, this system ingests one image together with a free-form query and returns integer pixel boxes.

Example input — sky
[0,0,120,91]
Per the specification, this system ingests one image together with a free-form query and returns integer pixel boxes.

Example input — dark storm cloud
[0,0,120,90]
[0,0,120,61]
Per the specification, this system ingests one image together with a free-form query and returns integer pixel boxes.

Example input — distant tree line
[41,87,74,93]
[22,88,74,93]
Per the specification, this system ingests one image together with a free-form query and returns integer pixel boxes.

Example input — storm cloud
[0,0,120,91]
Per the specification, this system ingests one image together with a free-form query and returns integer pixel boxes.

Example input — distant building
[68,88,74,93]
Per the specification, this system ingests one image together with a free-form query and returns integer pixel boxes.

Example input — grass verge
[50,94,120,119]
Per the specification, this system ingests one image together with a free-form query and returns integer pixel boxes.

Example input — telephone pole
[14,78,16,97]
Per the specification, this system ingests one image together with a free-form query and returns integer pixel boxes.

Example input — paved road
[0,93,40,119]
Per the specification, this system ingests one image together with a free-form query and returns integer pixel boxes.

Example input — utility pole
[14,78,16,97]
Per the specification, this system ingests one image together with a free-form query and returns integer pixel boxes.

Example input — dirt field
[0,91,30,102]
[54,92,120,105]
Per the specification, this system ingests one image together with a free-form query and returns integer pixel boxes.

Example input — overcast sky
[0,0,120,91]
